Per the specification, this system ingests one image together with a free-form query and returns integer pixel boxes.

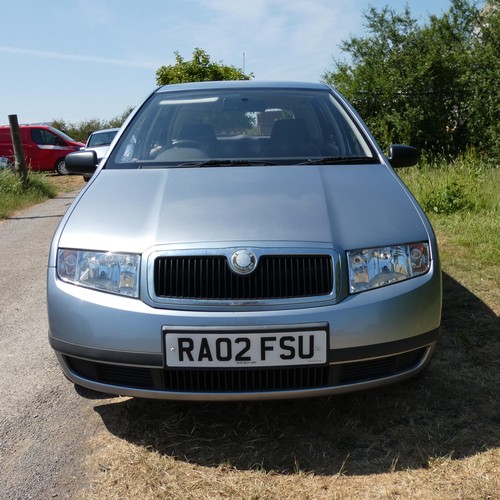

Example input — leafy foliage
[323,0,499,158]
[156,48,253,85]
[464,1,500,157]
[52,106,134,143]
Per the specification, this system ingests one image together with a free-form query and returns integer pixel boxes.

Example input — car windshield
[107,86,376,168]
[50,127,78,143]
[87,130,118,147]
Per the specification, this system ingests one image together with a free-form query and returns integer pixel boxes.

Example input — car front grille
[64,347,428,394]
[153,254,333,301]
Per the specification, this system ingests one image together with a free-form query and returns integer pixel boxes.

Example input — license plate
[165,330,327,368]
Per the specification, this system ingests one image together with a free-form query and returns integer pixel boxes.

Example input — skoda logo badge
[230,249,257,275]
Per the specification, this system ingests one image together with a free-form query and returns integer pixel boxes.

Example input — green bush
[398,151,498,215]
[52,106,133,143]
[422,179,476,215]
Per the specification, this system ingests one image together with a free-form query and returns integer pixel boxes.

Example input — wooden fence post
[8,114,28,187]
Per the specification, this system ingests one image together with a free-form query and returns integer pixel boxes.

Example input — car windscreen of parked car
[86,128,119,148]
[107,86,376,168]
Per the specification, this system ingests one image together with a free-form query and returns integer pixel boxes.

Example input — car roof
[0,124,53,129]
[156,81,330,94]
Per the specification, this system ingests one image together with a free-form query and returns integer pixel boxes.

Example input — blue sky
[1,0,460,126]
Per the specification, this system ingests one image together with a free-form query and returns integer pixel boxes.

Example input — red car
[0,125,84,174]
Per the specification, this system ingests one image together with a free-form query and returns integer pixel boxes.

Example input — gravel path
[0,193,101,499]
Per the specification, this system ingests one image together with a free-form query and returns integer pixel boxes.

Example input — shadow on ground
[94,273,499,475]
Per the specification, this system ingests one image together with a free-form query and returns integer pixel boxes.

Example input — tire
[55,158,68,175]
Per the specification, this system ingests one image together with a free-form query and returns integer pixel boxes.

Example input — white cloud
[182,0,361,80]
[0,1,362,82]
[0,46,156,70]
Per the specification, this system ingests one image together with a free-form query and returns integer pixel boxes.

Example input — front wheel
[55,158,68,175]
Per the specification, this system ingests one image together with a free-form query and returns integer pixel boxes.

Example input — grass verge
[0,170,85,219]
[397,152,499,314]
[0,170,57,219]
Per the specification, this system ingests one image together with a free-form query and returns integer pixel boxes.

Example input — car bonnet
[58,164,428,253]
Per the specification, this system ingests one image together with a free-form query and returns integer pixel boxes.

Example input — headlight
[347,242,430,294]
[57,249,140,298]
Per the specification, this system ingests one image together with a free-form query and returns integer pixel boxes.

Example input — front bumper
[48,266,441,400]
[53,332,438,401]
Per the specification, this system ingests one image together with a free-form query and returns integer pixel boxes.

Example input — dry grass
[47,173,86,193]
[78,427,499,500]
[81,442,499,499]
[76,223,499,499]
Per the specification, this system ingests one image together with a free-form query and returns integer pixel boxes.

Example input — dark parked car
[48,81,441,401]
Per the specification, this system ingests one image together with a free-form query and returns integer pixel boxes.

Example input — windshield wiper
[177,159,280,167]
[298,156,379,165]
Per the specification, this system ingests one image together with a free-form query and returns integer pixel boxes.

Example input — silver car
[48,81,441,401]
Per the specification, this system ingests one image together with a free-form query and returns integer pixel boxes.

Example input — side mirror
[65,150,98,175]
[388,144,420,168]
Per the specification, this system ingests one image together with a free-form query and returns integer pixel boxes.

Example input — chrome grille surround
[146,247,339,308]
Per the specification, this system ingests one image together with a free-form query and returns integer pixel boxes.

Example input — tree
[156,48,253,85]
[323,0,499,158]
[52,106,133,143]
[464,1,500,158]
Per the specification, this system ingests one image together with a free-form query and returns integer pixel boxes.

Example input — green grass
[397,151,499,313]
[0,170,57,218]
[397,152,499,266]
